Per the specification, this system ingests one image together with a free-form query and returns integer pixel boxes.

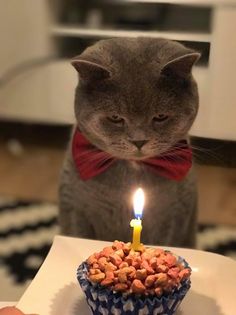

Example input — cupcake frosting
[86,241,191,297]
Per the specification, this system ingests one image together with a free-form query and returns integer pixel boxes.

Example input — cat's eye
[107,115,124,125]
[152,114,169,123]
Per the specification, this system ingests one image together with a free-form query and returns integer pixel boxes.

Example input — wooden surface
[0,141,63,202]
[0,140,235,225]
[197,165,236,225]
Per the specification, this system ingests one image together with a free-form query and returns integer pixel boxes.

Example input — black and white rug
[0,198,236,301]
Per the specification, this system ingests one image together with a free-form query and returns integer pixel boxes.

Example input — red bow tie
[72,129,192,181]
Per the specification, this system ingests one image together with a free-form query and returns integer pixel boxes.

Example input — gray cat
[59,37,200,247]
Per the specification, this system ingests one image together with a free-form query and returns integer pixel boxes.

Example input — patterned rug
[0,198,236,301]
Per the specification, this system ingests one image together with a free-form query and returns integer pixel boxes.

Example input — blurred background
[0,0,236,301]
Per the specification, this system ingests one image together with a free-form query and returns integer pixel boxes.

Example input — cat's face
[72,38,199,160]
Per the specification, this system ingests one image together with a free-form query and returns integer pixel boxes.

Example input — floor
[0,132,236,226]
[0,140,63,201]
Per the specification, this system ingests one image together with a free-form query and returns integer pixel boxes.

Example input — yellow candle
[130,188,145,251]
[130,218,143,251]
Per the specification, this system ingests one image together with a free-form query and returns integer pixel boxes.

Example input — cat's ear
[71,59,111,82]
[161,52,201,78]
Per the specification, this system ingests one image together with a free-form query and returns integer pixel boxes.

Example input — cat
[59,37,200,247]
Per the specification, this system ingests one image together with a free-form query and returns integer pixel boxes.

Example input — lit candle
[130,188,144,251]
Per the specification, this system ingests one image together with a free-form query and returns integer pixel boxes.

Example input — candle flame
[133,188,144,218]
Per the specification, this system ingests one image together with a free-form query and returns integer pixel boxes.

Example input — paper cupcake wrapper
[77,258,191,315]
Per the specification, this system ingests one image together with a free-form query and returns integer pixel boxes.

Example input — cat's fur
[59,38,200,247]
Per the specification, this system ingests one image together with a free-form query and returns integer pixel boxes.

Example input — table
[0,302,16,308]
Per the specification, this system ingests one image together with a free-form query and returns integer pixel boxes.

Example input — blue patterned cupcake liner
[77,257,191,315]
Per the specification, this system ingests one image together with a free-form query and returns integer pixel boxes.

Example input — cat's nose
[131,140,148,150]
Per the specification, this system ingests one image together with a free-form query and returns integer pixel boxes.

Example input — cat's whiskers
[74,141,217,166]
[76,151,111,164]
[190,144,222,159]
[159,155,178,171]
[173,144,223,164]
[75,147,99,157]
[78,152,114,174]
[162,151,192,165]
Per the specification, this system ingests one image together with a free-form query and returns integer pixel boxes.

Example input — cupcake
[77,241,191,315]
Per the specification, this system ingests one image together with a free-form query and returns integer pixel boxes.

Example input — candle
[130,188,144,251]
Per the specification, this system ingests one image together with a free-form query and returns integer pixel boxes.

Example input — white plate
[17,235,236,315]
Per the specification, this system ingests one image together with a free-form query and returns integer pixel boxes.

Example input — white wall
[0,0,53,123]
[0,1,236,140]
